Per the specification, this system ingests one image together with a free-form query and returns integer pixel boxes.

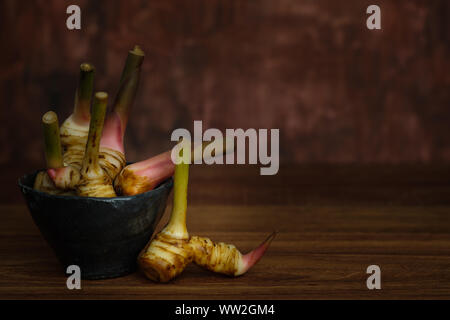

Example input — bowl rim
[18,169,173,202]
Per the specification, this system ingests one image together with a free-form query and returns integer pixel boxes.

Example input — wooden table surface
[1,165,450,299]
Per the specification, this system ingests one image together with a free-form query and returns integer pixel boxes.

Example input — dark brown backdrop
[0,0,449,201]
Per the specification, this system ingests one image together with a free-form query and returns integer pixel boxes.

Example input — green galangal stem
[73,63,95,125]
[81,92,108,174]
[42,111,63,169]
[162,161,190,239]
[112,45,144,133]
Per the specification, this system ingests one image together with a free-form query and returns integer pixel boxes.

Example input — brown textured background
[0,0,449,202]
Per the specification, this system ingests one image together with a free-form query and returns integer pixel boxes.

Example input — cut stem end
[73,63,95,124]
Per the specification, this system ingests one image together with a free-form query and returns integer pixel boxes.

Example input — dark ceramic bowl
[18,170,173,280]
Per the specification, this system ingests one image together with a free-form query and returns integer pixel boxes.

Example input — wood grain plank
[1,201,449,299]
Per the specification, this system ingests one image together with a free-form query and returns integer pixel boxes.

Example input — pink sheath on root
[99,112,127,179]
[100,112,124,153]
[114,138,234,196]
[134,151,172,175]
[47,168,57,180]
[237,232,276,276]
[114,151,174,196]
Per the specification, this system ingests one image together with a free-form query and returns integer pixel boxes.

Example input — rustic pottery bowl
[18,170,173,280]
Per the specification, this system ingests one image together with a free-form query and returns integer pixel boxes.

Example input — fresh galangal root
[76,92,116,197]
[57,45,144,186]
[138,157,192,282]
[189,232,276,276]
[139,233,193,283]
[47,166,80,190]
[114,150,173,196]
[60,63,95,171]
[139,231,276,282]
[34,111,77,195]
[115,138,234,196]
[33,171,75,196]
[138,146,274,282]
[99,45,144,180]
